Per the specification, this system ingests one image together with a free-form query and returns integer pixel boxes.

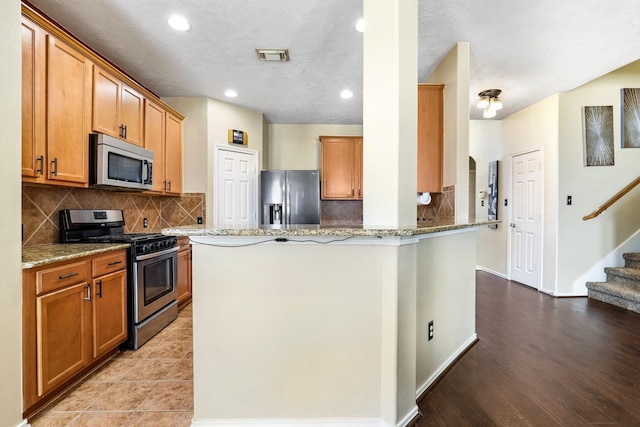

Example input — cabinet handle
[96,280,103,298]
[84,284,91,303]
[168,181,172,191]
[107,261,122,266]
[163,180,167,191]
[36,155,44,175]
[58,272,78,280]
[51,158,58,176]
[123,125,127,139]
[351,188,354,196]
[358,189,361,198]
[119,124,124,139]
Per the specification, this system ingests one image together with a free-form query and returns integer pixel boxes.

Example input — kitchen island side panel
[191,242,388,421]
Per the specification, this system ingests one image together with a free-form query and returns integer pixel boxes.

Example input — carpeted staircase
[586,253,640,313]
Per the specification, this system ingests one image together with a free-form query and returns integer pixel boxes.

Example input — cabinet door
[92,270,127,358]
[21,17,46,180]
[37,282,92,396]
[143,99,166,192]
[417,84,444,193]
[321,137,358,200]
[177,248,192,307]
[355,137,363,200]
[92,66,120,138]
[165,112,183,194]
[121,85,144,146]
[46,35,92,186]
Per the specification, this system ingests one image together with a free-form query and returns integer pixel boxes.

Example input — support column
[362,0,418,227]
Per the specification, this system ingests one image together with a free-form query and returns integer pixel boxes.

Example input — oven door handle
[135,246,178,261]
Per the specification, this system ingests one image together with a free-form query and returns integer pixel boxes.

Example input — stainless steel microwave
[89,133,153,191]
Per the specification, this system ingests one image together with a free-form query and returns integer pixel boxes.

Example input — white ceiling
[27,0,640,123]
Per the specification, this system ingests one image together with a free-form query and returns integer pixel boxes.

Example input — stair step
[623,253,640,269]
[604,267,640,285]
[586,281,640,313]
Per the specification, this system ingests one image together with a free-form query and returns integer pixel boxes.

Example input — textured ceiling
[27,0,640,123]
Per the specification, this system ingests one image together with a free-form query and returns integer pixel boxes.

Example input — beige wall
[267,124,363,170]
[163,97,265,225]
[415,230,477,396]
[470,120,507,276]
[1,0,25,425]
[362,0,417,228]
[426,42,471,222]
[556,60,640,294]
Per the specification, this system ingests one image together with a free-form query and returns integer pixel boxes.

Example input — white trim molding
[415,333,478,399]
[475,266,507,279]
[191,418,392,427]
[396,406,419,427]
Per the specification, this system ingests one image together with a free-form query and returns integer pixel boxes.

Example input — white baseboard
[16,420,29,427]
[475,266,507,279]
[396,406,419,427]
[191,418,391,427]
[415,333,478,399]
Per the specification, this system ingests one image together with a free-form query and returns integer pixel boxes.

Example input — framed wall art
[622,88,640,148]
[583,105,614,166]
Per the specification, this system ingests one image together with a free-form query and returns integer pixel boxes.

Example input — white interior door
[510,150,542,288]
[215,146,258,226]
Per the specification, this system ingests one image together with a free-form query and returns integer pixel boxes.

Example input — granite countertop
[162,220,500,238]
[22,243,131,269]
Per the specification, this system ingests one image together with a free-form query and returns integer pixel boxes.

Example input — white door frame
[213,144,259,226]
[507,147,544,290]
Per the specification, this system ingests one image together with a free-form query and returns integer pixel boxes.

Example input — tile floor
[30,303,194,427]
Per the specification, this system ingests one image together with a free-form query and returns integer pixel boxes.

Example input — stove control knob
[142,244,151,253]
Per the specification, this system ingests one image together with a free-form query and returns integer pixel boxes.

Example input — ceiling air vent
[255,49,290,61]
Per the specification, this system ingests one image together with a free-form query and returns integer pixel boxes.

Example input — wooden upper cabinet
[417,84,444,193]
[320,136,363,200]
[164,112,183,194]
[46,35,92,186]
[143,99,166,193]
[93,66,144,146]
[21,17,46,180]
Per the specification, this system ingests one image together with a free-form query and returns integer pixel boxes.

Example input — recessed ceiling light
[355,18,365,32]
[340,90,353,99]
[167,15,190,31]
[224,89,238,98]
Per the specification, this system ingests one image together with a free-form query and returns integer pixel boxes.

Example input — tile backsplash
[22,184,205,246]
[417,185,455,226]
[321,200,363,226]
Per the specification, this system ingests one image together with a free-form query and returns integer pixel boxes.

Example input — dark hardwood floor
[417,271,640,426]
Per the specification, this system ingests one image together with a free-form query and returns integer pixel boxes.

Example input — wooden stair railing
[583,176,640,220]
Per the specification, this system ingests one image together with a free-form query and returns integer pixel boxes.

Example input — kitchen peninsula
[164,221,494,426]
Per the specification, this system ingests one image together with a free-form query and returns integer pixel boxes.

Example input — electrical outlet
[428,320,434,341]
[567,195,572,205]
[143,218,148,228]
[481,200,484,207]
[197,216,203,224]
[504,199,508,207]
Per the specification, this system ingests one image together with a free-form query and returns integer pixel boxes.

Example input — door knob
[510,223,516,228]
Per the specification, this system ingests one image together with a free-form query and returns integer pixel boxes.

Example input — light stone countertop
[22,243,131,269]
[162,220,500,238]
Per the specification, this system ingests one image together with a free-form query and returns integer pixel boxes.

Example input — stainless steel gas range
[59,209,178,349]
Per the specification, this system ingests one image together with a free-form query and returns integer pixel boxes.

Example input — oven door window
[142,257,174,304]
[108,152,143,184]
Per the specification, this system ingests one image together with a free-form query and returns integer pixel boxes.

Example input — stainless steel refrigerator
[260,170,320,225]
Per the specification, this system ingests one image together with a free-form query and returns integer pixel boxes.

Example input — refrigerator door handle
[285,181,291,225]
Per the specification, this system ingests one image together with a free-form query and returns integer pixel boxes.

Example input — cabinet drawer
[36,260,90,295]
[92,250,127,277]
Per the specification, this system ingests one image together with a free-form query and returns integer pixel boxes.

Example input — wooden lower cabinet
[23,250,127,416]
[36,282,92,396]
[177,237,192,307]
[92,270,127,358]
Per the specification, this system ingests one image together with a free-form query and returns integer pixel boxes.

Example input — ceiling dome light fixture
[477,89,503,118]
[355,18,365,32]
[167,15,191,31]
[224,89,238,98]
[340,89,353,99]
